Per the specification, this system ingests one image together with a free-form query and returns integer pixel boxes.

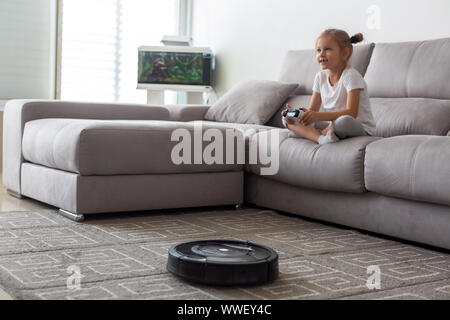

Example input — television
[137,46,214,92]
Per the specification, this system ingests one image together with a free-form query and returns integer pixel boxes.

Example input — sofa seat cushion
[22,118,244,175]
[365,135,450,206]
[192,120,275,138]
[246,131,380,193]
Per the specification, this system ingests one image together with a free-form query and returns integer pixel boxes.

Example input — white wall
[192,0,450,97]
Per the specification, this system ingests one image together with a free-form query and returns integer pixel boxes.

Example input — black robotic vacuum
[167,240,278,286]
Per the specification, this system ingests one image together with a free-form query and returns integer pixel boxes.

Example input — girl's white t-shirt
[312,67,376,136]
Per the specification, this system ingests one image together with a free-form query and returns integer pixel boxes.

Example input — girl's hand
[281,103,292,115]
[282,103,295,125]
[300,110,321,126]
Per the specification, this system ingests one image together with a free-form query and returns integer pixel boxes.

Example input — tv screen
[137,47,213,88]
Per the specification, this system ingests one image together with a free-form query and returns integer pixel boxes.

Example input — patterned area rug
[0,206,449,300]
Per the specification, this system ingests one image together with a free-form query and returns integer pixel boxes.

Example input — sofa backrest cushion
[364,37,450,99]
[278,43,375,95]
[370,98,450,137]
[267,96,450,137]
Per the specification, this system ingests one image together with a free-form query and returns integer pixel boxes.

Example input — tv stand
[147,90,164,105]
[147,89,208,105]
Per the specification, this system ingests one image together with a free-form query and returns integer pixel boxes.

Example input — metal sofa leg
[7,189,23,199]
[58,209,85,222]
[235,203,243,209]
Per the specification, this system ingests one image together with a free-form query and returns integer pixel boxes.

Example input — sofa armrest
[165,104,210,122]
[2,99,170,194]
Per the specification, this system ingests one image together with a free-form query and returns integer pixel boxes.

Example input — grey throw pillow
[204,80,298,124]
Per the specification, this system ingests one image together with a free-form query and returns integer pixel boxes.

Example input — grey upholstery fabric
[22,119,244,175]
[406,38,450,99]
[165,104,210,121]
[246,133,380,193]
[278,43,375,95]
[370,97,450,137]
[350,43,376,77]
[365,135,450,206]
[204,80,298,124]
[191,120,275,139]
[365,38,450,99]
[190,121,277,163]
[269,96,450,136]
[245,173,450,250]
[365,41,421,98]
[21,163,78,213]
[21,163,243,214]
[3,100,169,194]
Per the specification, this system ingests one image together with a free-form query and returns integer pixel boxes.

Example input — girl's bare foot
[318,130,339,144]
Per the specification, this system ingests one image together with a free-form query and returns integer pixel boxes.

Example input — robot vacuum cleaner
[167,240,278,286]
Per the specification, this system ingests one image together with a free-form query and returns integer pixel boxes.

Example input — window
[59,0,180,103]
[0,0,57,100]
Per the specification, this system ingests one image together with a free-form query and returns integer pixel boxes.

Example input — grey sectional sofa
[3,37,450,250]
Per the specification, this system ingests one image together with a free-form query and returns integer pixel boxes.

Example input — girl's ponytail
[350,33,364,44]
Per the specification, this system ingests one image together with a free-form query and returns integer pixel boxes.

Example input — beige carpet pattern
[0,207,449,300]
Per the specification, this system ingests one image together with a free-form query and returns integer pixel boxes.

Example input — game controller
[282,107,305,128]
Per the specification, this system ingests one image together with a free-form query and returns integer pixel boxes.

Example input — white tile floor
[0,177,54,300]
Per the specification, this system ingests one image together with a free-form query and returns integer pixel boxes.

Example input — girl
[283,29,376,144]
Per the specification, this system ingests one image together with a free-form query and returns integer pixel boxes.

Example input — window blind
[60,0,179,103]
[0,0,57,100]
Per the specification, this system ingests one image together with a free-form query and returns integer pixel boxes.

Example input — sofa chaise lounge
[3,37,450,250]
